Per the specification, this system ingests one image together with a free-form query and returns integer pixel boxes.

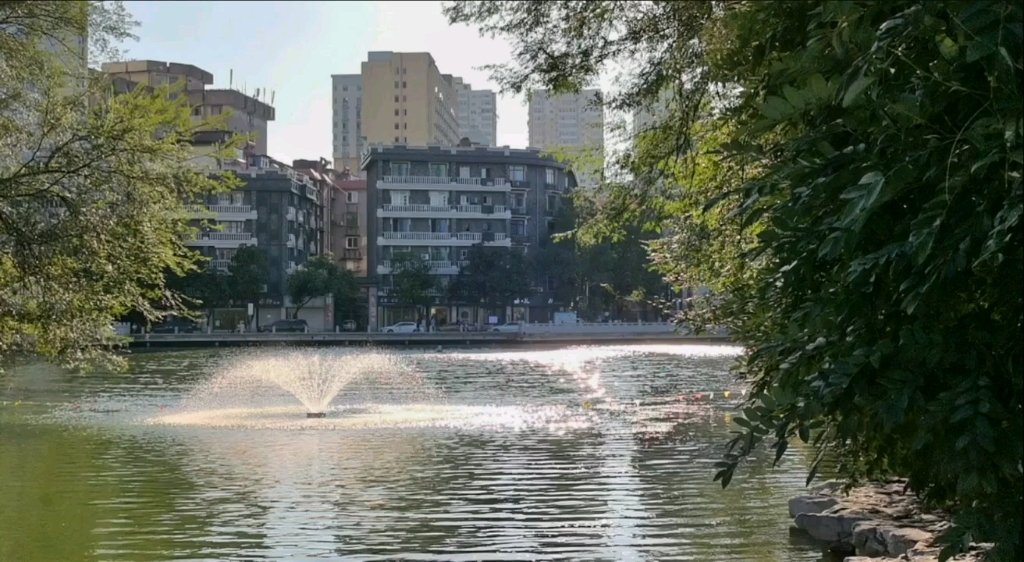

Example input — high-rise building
[361,141,577,330]
[332,52,461,174]
[330,74,363,175]
[102,60,276,154]
[633,89,674,136]
[452,77,497,146]
[527,89,604,187]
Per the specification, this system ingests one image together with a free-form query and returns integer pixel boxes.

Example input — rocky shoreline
[788,479,989,561]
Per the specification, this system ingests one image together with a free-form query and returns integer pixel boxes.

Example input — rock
[789,495,839,517]
[852,521,890,557]
[811,479,844,494]
[794,511,870,545]
[853,521,933,557]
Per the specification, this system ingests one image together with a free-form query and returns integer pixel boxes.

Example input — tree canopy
[227,246,269,327]
[1,1,242,369]
[452,246,532,311]
[390,252,437,319]
[286,253,359,318]
[447,0,1023,558]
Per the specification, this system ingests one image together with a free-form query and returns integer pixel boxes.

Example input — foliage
[0,1,243,370]
[452,246,532,312]
[227,246,269,327]
[285,254,358,318]
[166,262,230,324]
[390,252,437,319]
[447,0,1024,558]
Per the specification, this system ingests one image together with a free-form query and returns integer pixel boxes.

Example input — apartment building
[361,142,576,330]
[332,52,461,173]
[527,89,604,187]
[633,89,674,135]
[452,77,497,146]
[102,60,276,154]
[186,134,323,325]
[331,174,369,276]
[330,74,363,174]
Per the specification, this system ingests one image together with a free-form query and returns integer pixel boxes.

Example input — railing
[380,204,508,214]
[339,248,362,260]
[379,260,462,271]
[381,176,509,186]
[202,232,254,241]
[186,204,253,214]
[379,232,509,243]
[210,259,232,270]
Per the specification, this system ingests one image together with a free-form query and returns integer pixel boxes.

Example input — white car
[383,322,420,333]
[491,322,522,333]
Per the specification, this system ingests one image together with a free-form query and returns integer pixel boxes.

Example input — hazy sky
[120,1,525,164]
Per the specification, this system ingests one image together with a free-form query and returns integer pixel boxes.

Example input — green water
[0,345,828,561]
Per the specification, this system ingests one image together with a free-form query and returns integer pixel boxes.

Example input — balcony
[186,232,257,249]
[186,204,257,221]
[379,175,510,192]
[209,259,232,271]
[376,232,511,247]
[377,204,510,219]
[377,260,465,275]
[338,248,363,260]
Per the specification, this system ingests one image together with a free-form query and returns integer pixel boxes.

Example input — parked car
[382,322,420,333]
[491,322,523,333]
[151,318,201,334]
[260,319,309,333]
[340,320,357,332]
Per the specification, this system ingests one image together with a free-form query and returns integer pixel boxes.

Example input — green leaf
[842,75,876,107]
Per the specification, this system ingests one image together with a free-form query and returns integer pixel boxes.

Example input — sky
[120,1,526,164]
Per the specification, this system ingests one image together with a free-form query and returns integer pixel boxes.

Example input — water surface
[0,344,827,561]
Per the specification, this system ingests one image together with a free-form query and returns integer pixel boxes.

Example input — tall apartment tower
[452,77,498,146]
[360,52,460,147]
[331,74,363,174]
[527,89,604,187]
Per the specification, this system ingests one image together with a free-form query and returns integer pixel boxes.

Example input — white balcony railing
[203,232,253,241]
[377,260,463,274]
[377,231,511,246]
[210,259,232,271]
[185,204,257,220]
[186,232,257,248]
[380,176,510,190]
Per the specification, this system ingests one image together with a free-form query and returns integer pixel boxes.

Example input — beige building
[452,77,497,146]
[102,60,275,154]
[333,52,463,173]
[528,89,604,187]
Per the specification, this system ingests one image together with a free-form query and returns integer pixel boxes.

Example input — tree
[446,1,1024,558]
[455,246,532,321]
[227,246,268,330]
[286,253,358,320]
[166,263,230,328]
[390,252,436,323]
[1,1,243,369]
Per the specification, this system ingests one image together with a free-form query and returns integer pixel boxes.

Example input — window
[403,109,407,116]
[547,194,558,212]
[391,190,410,205]
[547,220,557,234]
[394,136,400,142]
[403,123,407,130]
[191,107,202,116]
[391,162,410,176]
[460,249,469,260]
[394,81,399,88]
[480,167,491,179]
[459,166,470,178]
[546,168,556,185]
[509,165,526,181]
[403,95,407,102]
[428,163,447,177]
[511,220,526,236]
[394,95,400,102]
[346,191,358,203]
[513,193,525,208]
[395,122,400,130]
[342,85,348,91]
[395,67,400,75]
[346,236,359,249]
[483,195,492,205]
[394,109,399,116]
[402,67,407,74]
[402,81,406,88]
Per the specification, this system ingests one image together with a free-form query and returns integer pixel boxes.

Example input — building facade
[527,89,604,187]
[452,77,497,146]
[185,140,323,326]
[330,73,363,174]
[102,60,276,154]
[361,142,576,330]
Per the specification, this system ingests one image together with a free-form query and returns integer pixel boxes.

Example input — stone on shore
[789,495,838,517]
[793,510,870,544]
